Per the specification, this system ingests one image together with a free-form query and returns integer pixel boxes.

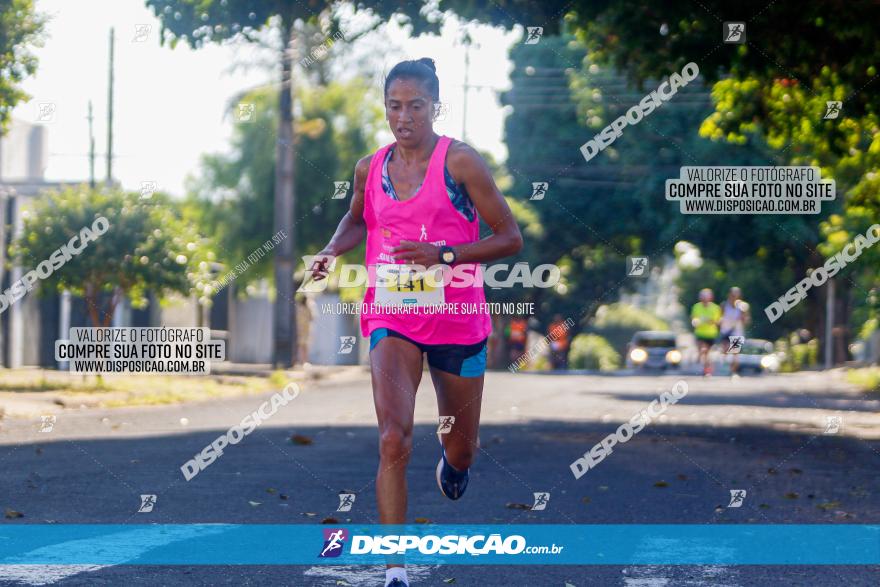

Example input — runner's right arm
[311,155,371,280]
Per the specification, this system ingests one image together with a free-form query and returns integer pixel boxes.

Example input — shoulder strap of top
[427,135,452,182]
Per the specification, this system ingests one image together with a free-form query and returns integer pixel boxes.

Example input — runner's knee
[379,426,413,465]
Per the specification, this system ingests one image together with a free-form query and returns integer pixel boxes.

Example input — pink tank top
[360,135,491,345]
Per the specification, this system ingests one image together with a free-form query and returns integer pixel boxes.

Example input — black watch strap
[439,245,456,265]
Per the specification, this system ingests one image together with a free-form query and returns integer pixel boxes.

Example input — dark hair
[384,58,439,101]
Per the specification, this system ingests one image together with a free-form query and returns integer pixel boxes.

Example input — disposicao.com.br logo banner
[1,525,878,565]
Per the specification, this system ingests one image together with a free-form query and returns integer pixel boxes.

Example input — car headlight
[760,355,778,369]
[666,350,682,364]
[630,348,648,363]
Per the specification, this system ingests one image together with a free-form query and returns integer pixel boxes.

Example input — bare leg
[430,367,484,471]
[371,337,422,522]
[370,336,423,569]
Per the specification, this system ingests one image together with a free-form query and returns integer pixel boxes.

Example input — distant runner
[720,286,751,377]
[507,316,529,363]
[691,288,721,376]
[548,314,570,370]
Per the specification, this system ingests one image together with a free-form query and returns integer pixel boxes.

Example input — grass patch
[0,369,284,408]
[846,367,880,392]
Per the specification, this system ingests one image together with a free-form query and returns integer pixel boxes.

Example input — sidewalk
[0,364,369,418]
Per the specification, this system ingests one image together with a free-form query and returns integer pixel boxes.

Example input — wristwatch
[439,245,457,265]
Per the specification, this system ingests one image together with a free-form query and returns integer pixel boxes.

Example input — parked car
[735,338,781,373]
[626,331,682,370]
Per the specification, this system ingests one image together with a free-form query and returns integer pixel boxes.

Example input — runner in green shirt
[691,288,721,376]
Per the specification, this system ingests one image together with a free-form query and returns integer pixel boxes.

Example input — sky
[13,0,522,196]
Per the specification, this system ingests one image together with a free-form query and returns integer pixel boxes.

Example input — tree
[0,0,46,133]
[12,186,213,327]
[145,0,459,367]
[562,1,880,359]
[187,78,384,284]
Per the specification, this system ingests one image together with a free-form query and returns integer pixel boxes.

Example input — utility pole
[825,279,835,369]
[459,29,476,143]
[87,100,95,189]
[272,16,297,368]
[106,28,115,184]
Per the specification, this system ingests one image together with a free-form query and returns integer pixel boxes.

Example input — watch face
[442,250,454,263]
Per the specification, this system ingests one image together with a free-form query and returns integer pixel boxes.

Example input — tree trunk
[273,15,297,368]
[85,283,101,328]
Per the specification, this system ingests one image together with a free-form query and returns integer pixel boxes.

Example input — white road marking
[0,525,229,585]
[304,564,439,586]
[622,537,740,587]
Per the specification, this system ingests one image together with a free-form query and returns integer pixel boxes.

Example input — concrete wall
[308,292,367,365]
[226,282,273,364]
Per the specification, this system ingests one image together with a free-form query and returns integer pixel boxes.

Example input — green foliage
[0,0,46,134]
[145,0,485,48]
[561,0,880,342]
[187,79,383,287]
[12,186,213,326]
[568,333,621,371]
[776,336,819,372]
[588,302,668,356]
[846,367,880,393]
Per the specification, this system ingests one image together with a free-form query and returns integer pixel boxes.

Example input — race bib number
[374,264,445,307]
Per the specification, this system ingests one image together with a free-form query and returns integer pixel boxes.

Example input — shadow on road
[2,420,877,526]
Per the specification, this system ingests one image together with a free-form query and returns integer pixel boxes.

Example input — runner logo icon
[728,489,746,508]
[319,528,348,557]
[723,22,745,43]
[138,494,157,513]
[337,493,356,512]
[531,492,550,511]
[437,416,456,434]
[727,335,744,354]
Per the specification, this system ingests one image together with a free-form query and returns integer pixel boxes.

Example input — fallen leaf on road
[581,497,591,504]
[290,434,313,445]
[266,488,276,494]
[336,580,352,586]
[784,492,799,499]
[443,579,456,584]
[505,503,531,510]
[653,481,669,488]
[414,517,431,523]
[5,509,24,519]
[248,501,261,507]
[817,501,841,511]
[322,517,338,524]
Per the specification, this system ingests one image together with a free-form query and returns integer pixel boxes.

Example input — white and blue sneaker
[436,448,469,500]
[387,579,408,587]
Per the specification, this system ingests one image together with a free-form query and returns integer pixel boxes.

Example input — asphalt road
[0,369,878,586]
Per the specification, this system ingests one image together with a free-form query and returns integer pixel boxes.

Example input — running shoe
[436,448,469,500]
